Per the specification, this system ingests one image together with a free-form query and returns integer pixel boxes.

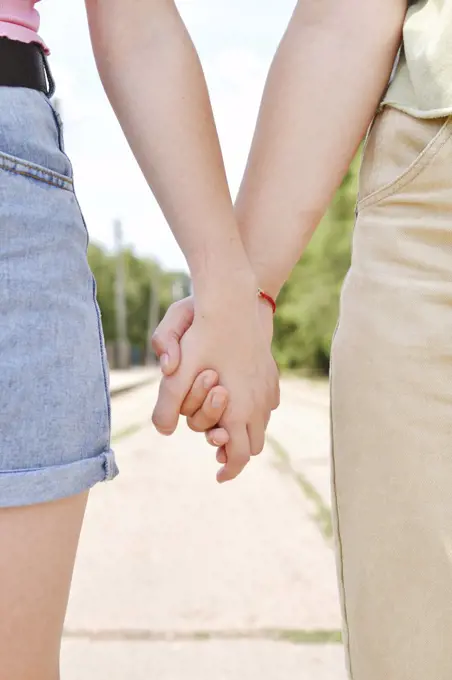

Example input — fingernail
[161,354,169,369]
[204,374,214,389]
[212,394,225,409]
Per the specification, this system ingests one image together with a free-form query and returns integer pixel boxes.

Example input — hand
[152,294,275,448]
[151,280,279,483]
[152,296,230,449]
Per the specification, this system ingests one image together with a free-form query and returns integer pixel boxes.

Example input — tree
[88,243,116,344]
[272,156,360,374]
[88,243,189,361]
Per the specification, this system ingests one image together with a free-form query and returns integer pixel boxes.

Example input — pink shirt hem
[0,21,48,54]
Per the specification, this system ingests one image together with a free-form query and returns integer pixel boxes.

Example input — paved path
[267,377,332,509]
[61,377,346,679]
[109,367,158,396]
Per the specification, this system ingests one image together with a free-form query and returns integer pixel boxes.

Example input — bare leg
[0,492,88,680]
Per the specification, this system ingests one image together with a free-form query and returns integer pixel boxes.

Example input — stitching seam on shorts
[0,162,74,191]
[0,150,74,182]
[0,447,113,475]
[0,150,74,184]
[358,116,452,211]
[92,277,112,434]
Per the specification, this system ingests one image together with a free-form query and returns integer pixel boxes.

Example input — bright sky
[39,0,296,271]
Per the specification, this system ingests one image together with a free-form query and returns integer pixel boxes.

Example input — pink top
[0,0,48,53]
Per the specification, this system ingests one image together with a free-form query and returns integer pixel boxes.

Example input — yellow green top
[382,1,452,118]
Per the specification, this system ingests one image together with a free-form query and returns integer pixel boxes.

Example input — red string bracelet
[257,288,277,314]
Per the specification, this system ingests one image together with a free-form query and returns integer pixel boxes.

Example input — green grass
[267,434,333,542]
[275,629,342,644]
[64,627,342,645]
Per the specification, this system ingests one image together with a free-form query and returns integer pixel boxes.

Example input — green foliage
[273,156,360,374]
[89,243,116,343]
[88,243,190,355]
[89,154,359,373]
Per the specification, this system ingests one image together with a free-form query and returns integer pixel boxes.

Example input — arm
[236,0,407,298]
[85,0,279,482]
[85,0,251,292]
[152,0,407,445]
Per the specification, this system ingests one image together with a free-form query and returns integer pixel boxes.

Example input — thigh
[0,493,88,680]
[331,111,452,679]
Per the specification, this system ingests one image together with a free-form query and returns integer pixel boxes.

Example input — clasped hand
[151,291,279,483]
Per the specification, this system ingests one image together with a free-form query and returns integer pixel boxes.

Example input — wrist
[193,270,257,315]
[245,257,282,301]
[258,294,275,343]
[187,220,250,281]
[191,257,257,307]
[257,288,277,315]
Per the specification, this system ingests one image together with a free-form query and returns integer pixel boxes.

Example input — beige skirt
[331,108,452,679]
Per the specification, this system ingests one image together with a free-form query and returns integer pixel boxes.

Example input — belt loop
[41,50,55,99]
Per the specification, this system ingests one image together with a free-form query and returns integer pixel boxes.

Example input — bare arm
[235,0,408,298]
[150,0,408,444]
[84,0,253,295]
[85,0,279,482]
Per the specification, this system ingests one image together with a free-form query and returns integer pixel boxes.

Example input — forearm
[235,0,407,298]
[85,0,252,293]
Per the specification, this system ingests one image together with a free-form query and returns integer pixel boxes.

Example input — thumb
[158,335,181,376]
[152,362,195,436]
[152,298,194,376]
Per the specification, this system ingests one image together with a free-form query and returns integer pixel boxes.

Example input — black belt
[0,37,54,97]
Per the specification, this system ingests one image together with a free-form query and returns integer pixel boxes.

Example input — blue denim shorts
[0,87,118,507]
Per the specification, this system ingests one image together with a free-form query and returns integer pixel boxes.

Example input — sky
[39,0,296,272]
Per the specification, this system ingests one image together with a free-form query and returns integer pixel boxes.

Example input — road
[61,377,347,679]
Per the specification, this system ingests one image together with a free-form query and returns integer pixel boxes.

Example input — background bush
[272,157,359,374]
[89,156,359,373]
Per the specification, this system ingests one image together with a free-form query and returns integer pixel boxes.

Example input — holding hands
[151,278,279,483]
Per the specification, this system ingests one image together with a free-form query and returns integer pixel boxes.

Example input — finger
[187,386,229,433]
[152,370,193,436]
[217,423,251,484]
[152,301,194,376]
[247,419,266,457]
[152,333,181,376]
[180,370,218,417]
[159,343,180,377]
[205,427,229,448]
[216,447,227,465]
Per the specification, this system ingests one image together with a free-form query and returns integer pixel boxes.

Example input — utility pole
[146,268,160,365]
[113,219,129,369]
[52,97,61,116]
[172,278,184,302]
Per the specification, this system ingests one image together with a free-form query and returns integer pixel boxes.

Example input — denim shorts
[0,87,118,508]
